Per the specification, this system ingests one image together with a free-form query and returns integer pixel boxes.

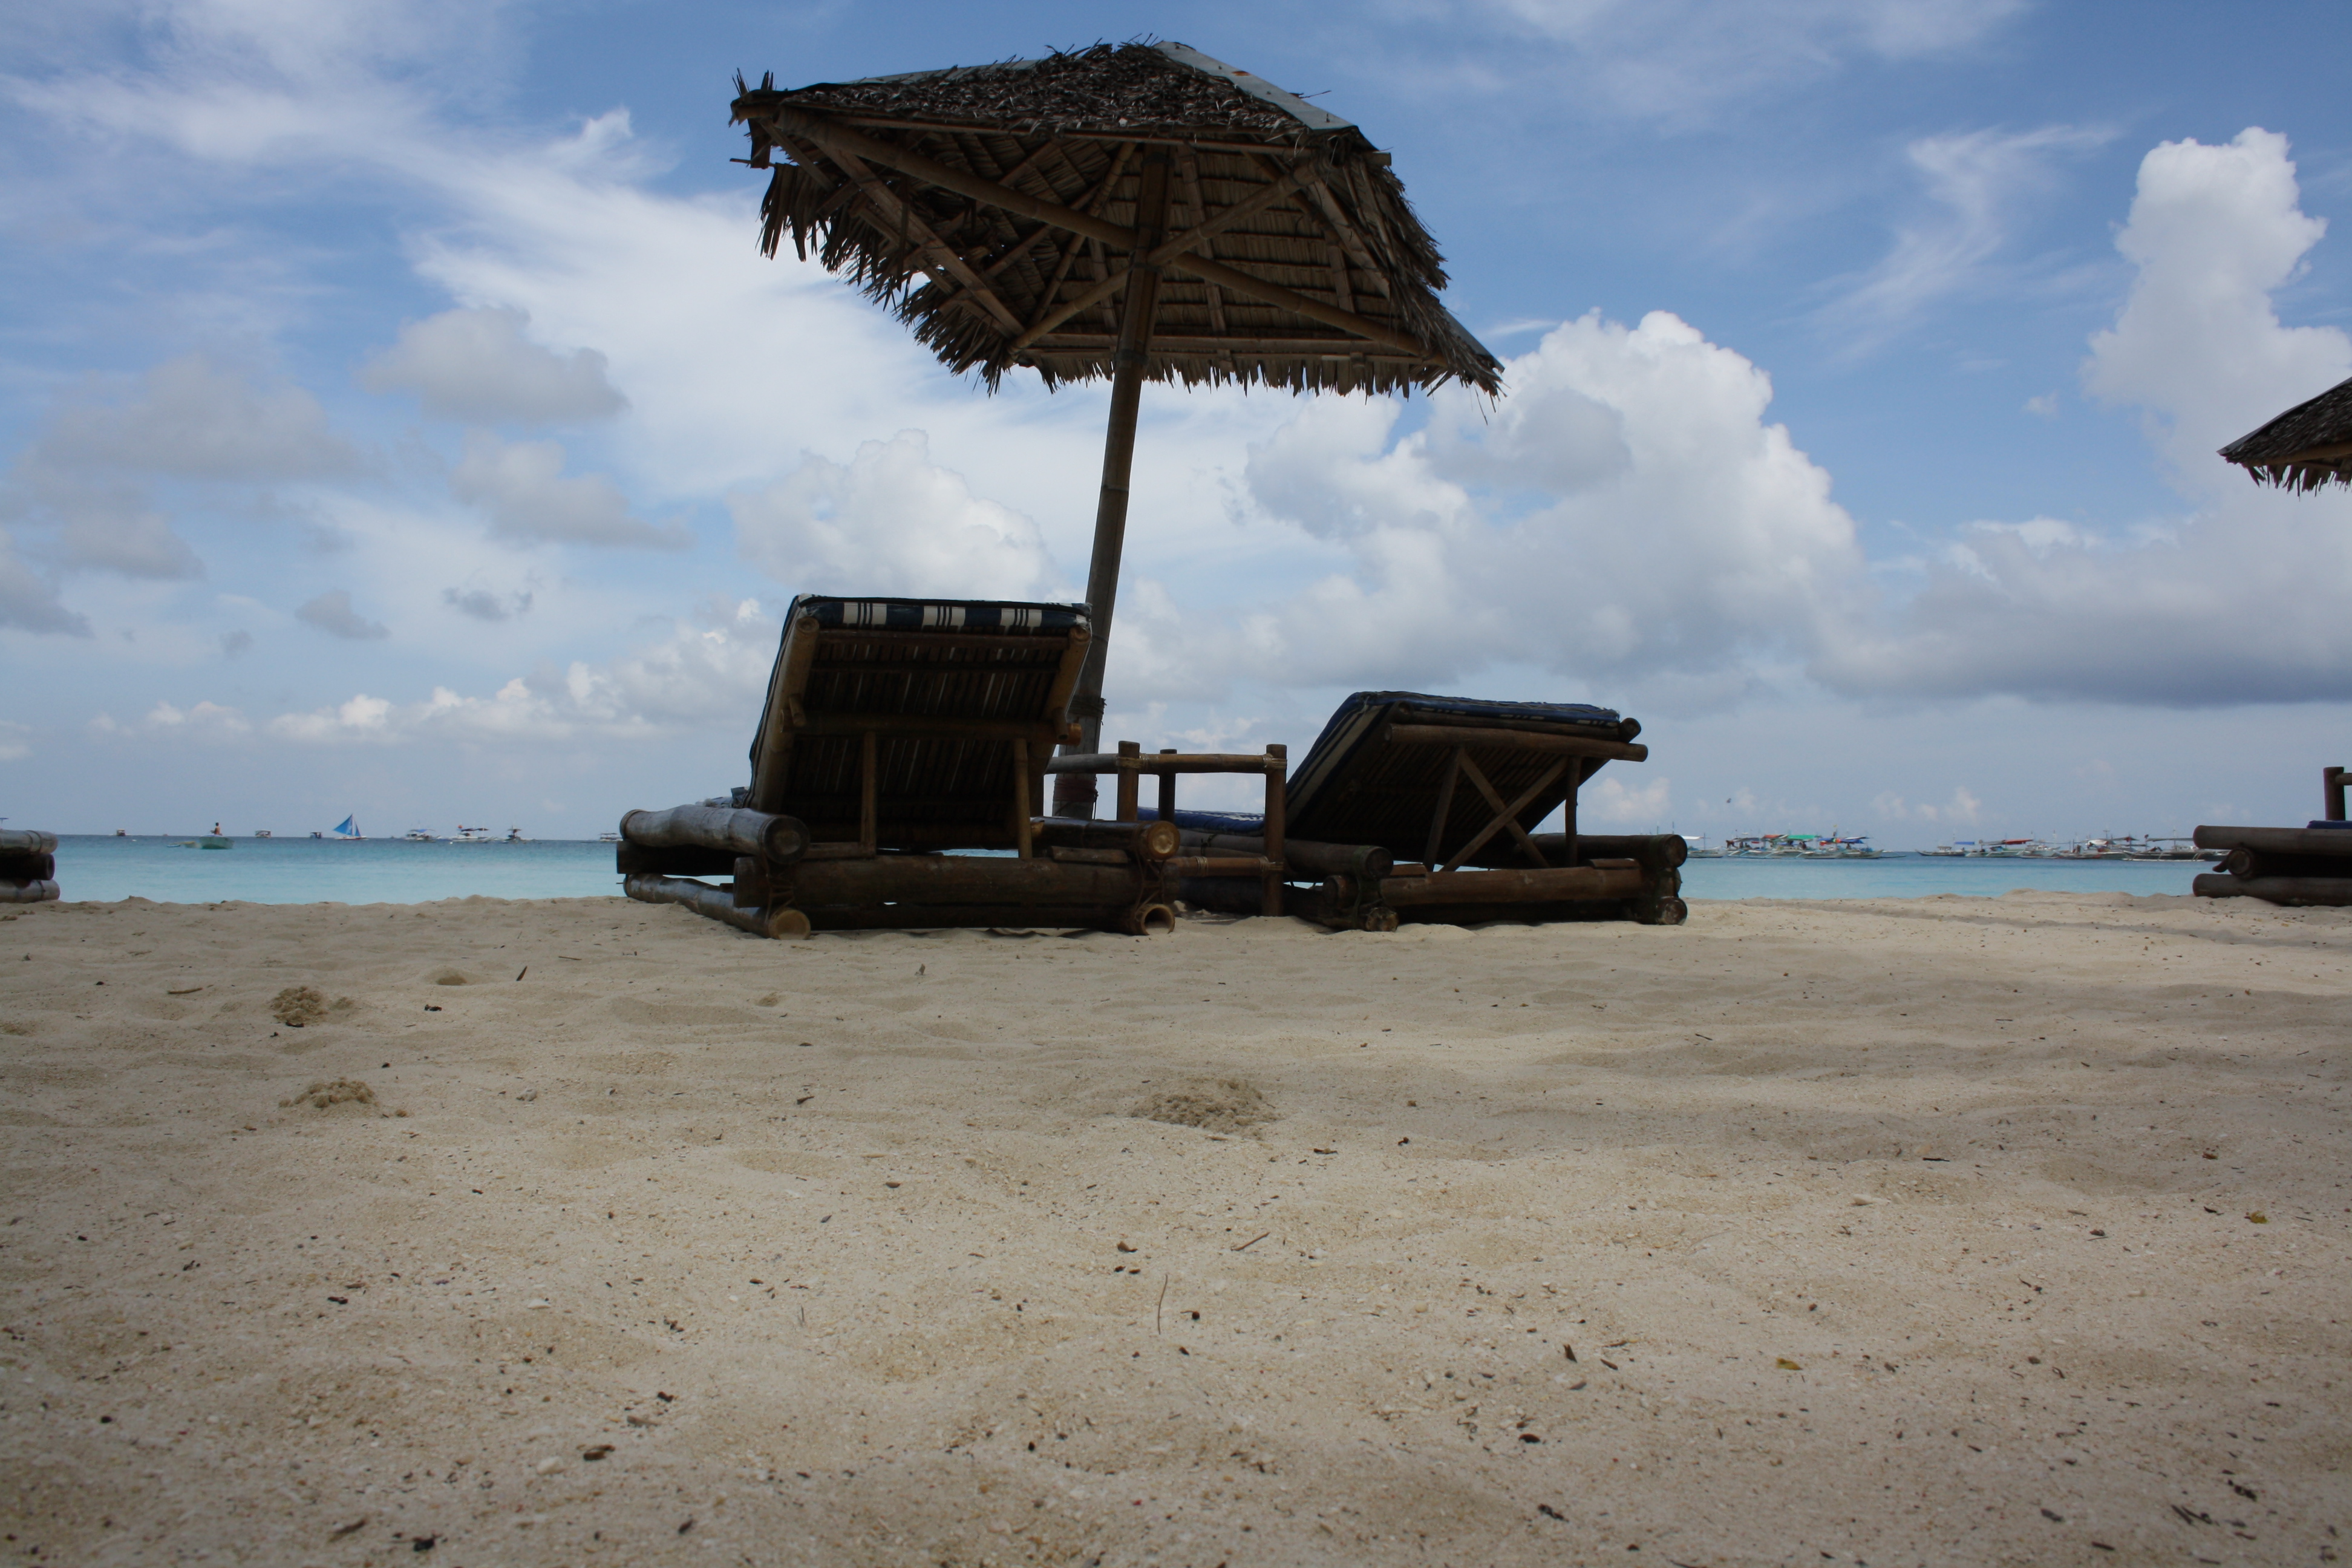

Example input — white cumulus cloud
[361,306,628,423]
[2,355,362,587]
[730,431,1060,601]
[449,431,689,550]
[1817,128,2352,706]
[295,588,388,640]
[270,597,776,745]
[1223,310,1864,699]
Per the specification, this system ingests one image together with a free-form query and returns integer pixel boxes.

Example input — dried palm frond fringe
[728,41,1501,398]
[2220,373,2352,492]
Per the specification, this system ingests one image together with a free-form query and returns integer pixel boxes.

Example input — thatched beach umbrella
[730,41,1501,814]
[2220,374,2352,492]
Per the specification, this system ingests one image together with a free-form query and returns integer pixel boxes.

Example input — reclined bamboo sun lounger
[1126,692,1687,930]
[623,594,1197,935]
[622,657,1684,938]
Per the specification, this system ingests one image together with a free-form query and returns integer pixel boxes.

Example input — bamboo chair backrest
[748,596,1091,851]
[1282,692,1639,866]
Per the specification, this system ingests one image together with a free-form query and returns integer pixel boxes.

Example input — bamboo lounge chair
[621,593,1193,935]
[1082,692,1688,930]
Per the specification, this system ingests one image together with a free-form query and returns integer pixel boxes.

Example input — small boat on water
[2053,834,2220,861]
[598,831,622,843]
[326,815,364,841]
[504,827,527,843]
[449,825,497,844]
[402,828,436,843]
[253,829,272,838]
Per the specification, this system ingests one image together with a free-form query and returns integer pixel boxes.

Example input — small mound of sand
[1132,1078,1273,1133]
[271,986,327,1027]
[433,970,473,986]
[281,1078,374,1111]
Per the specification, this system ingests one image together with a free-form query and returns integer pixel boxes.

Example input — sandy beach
[1,890,2345,1567]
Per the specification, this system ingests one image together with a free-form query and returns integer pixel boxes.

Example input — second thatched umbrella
[730,41,1501,814]
[2220,373,2352,492]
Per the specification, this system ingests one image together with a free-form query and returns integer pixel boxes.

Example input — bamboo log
[1056,148,1172,820]
[616,842,738,877]
[782,854,1147,907]
[0,829,58,855]
[0,879,60,904]
[1382,724,1647,763]
[1377,864,1645,907]
[1175,831,1391,881]
[2327,766,2347,822]
[624,874,811,938]
[2194,872,2352,907]
[2218,848,2352,880]
[1048,752,1282,774]
[2193,825,2352,859]
[1165,855,1272,876]
[1119,903,1178,937]
[1035,817,1181,860]
[621,804,808,863]
[1116,740,1142,822]
[1263,742,1287,918]
[1048,846,1132,866]
[793,903,1131,932]
[0,853,56,883]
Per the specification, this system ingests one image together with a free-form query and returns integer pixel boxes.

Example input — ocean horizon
[32,833,2210,906]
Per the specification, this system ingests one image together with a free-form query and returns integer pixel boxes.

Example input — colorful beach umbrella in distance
[729,41,1503,815]
[2220,373,2352,492]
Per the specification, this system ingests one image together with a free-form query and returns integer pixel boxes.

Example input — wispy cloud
[1823,123,2112,351]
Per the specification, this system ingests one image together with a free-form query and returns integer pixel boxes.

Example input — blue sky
[5,0,2351,843]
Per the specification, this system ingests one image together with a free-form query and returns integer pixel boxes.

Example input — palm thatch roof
[729,41,1501,397]
[2220,374,2352,492]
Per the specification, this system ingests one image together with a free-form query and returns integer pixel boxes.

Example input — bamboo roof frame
[2220,373,2352,492]
[728,41,1502,397]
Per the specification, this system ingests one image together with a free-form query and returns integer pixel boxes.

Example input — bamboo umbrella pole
[1055,147,1174,818]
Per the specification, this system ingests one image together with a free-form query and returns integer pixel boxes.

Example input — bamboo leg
[1263,743,1287,918]
[1116,740,1140,823]
[1157,748,1177,825]
[1053,148,1174,820]
[858,730,878,855]
[1565,759,1586,866]
[1012,739,1033,859]
[1423,748,1463,867]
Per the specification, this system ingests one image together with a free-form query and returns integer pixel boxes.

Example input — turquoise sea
[41,834,2208,906]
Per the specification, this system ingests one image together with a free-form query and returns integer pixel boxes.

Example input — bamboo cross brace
[794,134,1026,335]
[1017,143,1133,337]
[1008,158,1322,353]
[759,108,1436,358]
[1442,756,1569,874]
[1304,178,1396,300]
[985,142,1126,283]
[1178,154,1233,371]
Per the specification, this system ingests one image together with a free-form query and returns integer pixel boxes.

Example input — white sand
[1,890,2346,1566]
